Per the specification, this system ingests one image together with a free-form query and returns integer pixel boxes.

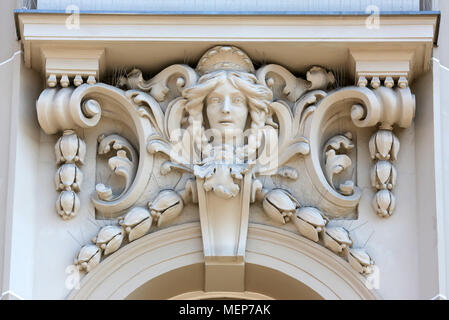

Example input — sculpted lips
[219,118,234,125]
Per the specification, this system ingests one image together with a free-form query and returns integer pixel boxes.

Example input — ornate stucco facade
[1,0,448,300]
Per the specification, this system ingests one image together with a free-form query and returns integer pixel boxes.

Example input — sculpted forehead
[207,80,246,100]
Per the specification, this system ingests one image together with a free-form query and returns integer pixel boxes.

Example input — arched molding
[169,291,274,300]
[68,222,379,300]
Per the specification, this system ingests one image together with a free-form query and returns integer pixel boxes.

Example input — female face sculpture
[205,79,248,136]
[183,70,273,140]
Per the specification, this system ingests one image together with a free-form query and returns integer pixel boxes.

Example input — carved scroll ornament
[36,46,415,281]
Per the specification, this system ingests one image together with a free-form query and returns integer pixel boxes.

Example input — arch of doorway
[68,222,379,300]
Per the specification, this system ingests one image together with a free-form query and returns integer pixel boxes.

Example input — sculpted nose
[221,97,231,114]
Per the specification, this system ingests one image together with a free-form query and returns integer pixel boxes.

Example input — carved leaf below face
[194,164,247,199]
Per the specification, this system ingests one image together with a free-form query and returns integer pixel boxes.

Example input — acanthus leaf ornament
[323,133,355,196]
[256,64,335,103]
[119,64,198,106]
[95,134,138,202]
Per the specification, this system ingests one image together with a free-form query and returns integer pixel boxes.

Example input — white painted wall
[36,0,420,12]
[0,1,42,297]
[412,70,440,299]
[428,0,449,299]
[2,58,41,300]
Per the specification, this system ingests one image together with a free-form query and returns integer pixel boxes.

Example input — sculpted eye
[209,97,221,103]
[233,96,244,104]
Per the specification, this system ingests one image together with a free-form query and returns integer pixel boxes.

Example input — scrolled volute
[256,64,335,102]
[350,86,415,129]
[119,64,198,103]
[37,86,102,135]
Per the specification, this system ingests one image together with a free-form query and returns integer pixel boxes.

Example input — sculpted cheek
[234,104,248,124]
[207,104,217,121]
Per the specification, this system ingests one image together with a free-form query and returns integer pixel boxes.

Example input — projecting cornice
[15,12,439,84]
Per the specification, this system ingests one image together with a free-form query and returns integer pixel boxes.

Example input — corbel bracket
[41,48,105,88]
[350,49,416,87]
[350,49,416,218]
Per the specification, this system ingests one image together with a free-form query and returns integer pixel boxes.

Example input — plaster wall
[428,0,449,298]
[0,0,39,298]
[3,59,41,300]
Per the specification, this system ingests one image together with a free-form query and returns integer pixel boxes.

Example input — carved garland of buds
[74,189,185,272]
[357,76,404,218]
[75,186,374,276]
[261,188,375,276]
[369,130,399,218]
[54,130,86,220]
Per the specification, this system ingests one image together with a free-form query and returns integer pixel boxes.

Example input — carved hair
[182,70,273,162]
[182,70,273,129]
[181,70,274,162]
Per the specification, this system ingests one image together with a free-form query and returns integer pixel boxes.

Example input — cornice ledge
[16,12,438,83]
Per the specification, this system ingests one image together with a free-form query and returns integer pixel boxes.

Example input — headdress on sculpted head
[195,46,255,75]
